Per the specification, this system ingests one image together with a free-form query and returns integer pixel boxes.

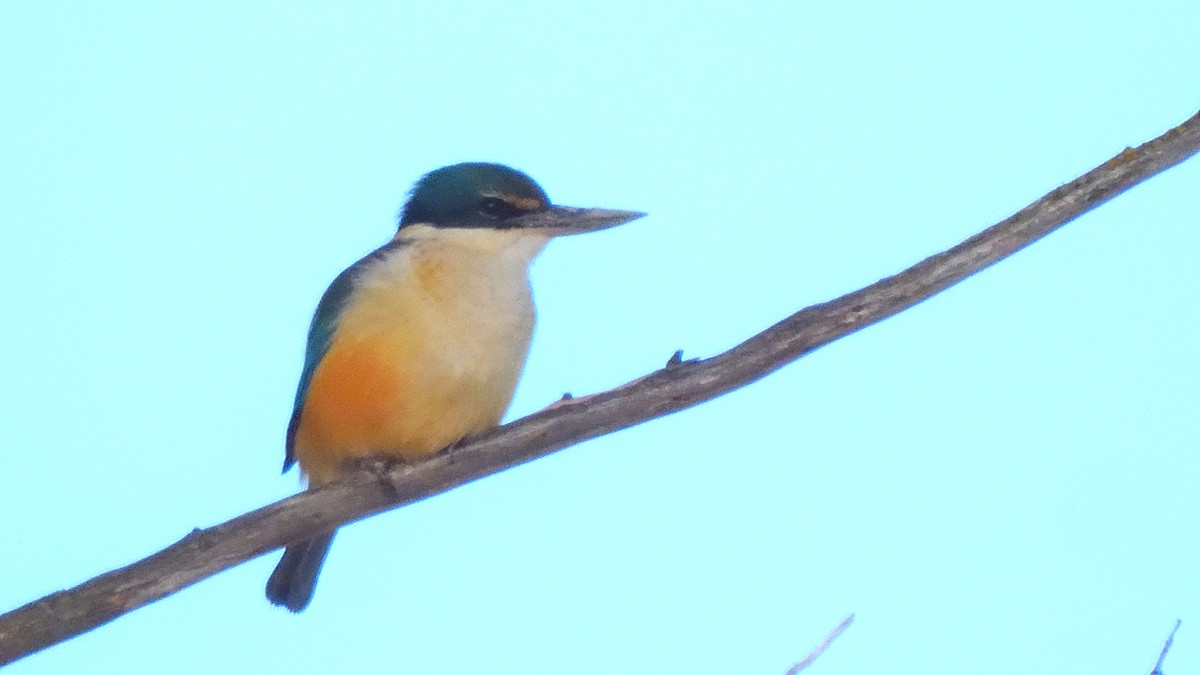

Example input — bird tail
[265,530,336,612]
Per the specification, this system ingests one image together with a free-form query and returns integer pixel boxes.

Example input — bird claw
[346,455,405,477]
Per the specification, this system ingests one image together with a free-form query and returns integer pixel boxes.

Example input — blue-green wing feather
[283,240,408,473]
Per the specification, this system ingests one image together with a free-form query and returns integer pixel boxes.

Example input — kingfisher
[265,162,644,612]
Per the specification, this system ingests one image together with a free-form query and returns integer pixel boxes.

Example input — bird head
[399,163,644,235]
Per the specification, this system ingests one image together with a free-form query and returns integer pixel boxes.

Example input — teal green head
[399,162,644,235]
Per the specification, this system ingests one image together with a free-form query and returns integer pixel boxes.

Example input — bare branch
[785,614,855,674]
[2,109,1198,666]
[1149,620,1182,675]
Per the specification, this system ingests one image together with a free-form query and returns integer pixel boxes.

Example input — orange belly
[292,334,520,485]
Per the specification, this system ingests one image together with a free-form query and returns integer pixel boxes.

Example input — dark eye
[478,197,520,219]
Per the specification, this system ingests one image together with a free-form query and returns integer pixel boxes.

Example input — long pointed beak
[511,205,646,236]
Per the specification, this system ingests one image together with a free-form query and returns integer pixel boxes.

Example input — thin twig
[1150,619,1182,675]
[1,109,1198,666]
[785,614,855,674]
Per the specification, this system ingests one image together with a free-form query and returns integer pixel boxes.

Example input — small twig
[1149,619,1182,675]
[785,614,855,674]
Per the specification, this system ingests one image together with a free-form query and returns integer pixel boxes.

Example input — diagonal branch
[785,614,855,673]
[2,109,1199,666]
[1149,619,1182,675]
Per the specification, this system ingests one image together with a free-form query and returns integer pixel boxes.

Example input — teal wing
[282,240,408,473]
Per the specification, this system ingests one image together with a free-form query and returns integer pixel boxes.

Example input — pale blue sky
[2,2,1198,673]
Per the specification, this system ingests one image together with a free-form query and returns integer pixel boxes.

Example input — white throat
[394,223,551,267]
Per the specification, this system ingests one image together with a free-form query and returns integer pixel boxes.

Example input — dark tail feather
[265,531,336,612]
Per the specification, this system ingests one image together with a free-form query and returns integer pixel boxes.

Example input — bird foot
[344,455,412,501]
[346,455,407,477]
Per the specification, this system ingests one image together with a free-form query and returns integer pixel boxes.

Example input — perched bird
[266,162,643,611]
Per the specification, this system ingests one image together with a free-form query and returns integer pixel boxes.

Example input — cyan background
[2,2,1197,673]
